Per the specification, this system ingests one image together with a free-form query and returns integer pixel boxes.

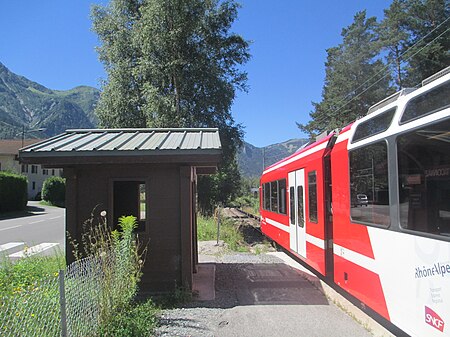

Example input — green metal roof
[19,128,222,159]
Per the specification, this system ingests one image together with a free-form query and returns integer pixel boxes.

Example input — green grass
[39,200,65,208]
[0,252,65,298]
[0,253,64,337]
[197,214,248,252]
[0,250,160,337]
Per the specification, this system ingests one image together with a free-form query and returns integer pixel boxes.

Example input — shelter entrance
[113,180,146,232]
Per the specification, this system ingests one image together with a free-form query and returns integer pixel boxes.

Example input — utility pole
[21,126,46,147]
[262,147,265,171]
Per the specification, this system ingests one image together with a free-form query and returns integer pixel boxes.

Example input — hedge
[42,176,66,207]
[0,171,28,213]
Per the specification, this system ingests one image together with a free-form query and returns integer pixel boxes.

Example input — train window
[290,187,295,224]
[263,183,270,210]
[308,171,318,223]
[352,108,396,143]
[397,118,450,237]
[297,186,304,227]
[270,181,279,213]
[400,81,450,124]
[350,142,390,227]
[263,179,287,214]
[278,179,287,214]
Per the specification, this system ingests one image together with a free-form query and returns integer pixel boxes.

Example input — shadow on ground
[219,262,328,306]
[155,262,332,336]
[188,262,329,309]
[0,204,46,220]
[239,224,267,245]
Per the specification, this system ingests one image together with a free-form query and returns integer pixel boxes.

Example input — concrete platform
[193,250,395,337]
[267,252,394,337]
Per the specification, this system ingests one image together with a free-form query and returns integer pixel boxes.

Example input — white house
[0,139,62,200]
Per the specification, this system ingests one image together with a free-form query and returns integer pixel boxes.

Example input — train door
[289,169,306,257]
[324,155,334,278]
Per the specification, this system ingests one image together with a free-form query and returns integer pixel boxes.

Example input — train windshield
[352,107,396,143]
[400,81,450,124]
[398,118,450,237]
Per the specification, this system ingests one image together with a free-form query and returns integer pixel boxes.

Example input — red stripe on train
[334,255,390,320]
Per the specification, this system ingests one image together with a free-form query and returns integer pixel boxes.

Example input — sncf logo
[425,306,445,332]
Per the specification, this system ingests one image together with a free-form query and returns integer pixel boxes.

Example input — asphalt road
[0,201,65,259]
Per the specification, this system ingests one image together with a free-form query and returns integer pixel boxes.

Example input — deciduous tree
[92,0,250,211]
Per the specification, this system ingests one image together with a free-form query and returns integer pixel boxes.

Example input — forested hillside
[238,138,309,178]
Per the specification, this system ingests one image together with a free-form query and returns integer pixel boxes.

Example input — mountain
[0,62,99,139]
[238,138,309,178]
[0,61,306,178]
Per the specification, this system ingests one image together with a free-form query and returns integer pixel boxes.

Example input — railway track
[222,207,260,226]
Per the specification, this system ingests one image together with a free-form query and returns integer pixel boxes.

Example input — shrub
[97,299,158,337]
[42,176,66,207]
[230,194,259,216]
[0,171,27,213]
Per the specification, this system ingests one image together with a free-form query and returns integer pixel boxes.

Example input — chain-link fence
[0,253,115,337]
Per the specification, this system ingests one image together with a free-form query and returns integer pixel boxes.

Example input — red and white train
[260,67,450,337]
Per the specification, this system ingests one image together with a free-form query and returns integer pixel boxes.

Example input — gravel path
[153,243,374,337]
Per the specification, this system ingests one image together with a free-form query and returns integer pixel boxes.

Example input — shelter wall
[65,164,189,292]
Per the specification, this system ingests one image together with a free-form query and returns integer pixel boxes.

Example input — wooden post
[180,166,193,290]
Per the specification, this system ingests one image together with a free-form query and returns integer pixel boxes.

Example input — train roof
[262,66,450,177]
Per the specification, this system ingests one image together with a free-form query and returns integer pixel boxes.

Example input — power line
[330,15,450,112]
[336,26,449,117]
[324,23,450,129]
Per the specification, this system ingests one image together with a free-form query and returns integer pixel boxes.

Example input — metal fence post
[216,204,221,245]
[59,270,68,337]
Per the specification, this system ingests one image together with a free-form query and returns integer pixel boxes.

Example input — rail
[224,207,260,222]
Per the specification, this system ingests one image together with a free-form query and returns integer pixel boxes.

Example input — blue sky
[0,0,392,147]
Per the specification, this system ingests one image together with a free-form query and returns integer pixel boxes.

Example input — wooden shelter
[19,128,222,292]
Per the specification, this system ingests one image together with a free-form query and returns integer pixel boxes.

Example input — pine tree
[299,11,393,137]
[377,0,411,89]
[401,0,450,86]
[379,0,450,88]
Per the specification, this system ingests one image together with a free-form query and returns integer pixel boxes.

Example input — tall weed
[69,213,150,335]
[197,213,247,252]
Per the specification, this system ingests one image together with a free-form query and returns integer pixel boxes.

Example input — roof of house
[19,128,222,167]
[0,139,44,155]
